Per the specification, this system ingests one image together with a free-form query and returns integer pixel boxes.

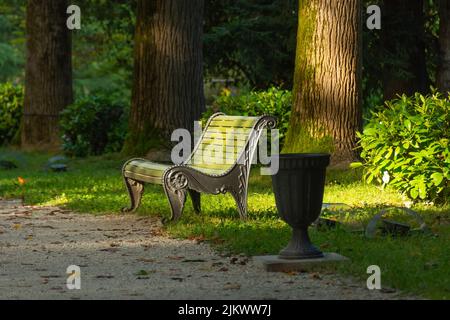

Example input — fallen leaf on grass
[424,261,439,270]
[319,242,331,249]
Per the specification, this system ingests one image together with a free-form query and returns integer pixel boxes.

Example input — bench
[121,113,276,222]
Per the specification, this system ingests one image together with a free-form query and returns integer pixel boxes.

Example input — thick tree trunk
[437,0,450,94]
[123,0,205,156]
[22,0,73,149]
[283,0,362,163]
[382,0,428,100]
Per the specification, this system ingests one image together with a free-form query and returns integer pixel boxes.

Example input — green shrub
[59,94,128,157]
[0,82,24,145]
[355,92,450,203]
[203,87,291,147]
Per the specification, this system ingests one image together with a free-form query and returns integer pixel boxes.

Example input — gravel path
[0,199,412,300]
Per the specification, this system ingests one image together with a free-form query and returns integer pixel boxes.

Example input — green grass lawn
[1,149,449,299]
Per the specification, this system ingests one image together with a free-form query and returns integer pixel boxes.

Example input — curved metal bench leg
[230,189,248,220]
[164,188,187,222]
[188,189,201,214]
[122,177,144,213]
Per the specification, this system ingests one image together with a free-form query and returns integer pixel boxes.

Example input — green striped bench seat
[122,113,276,222]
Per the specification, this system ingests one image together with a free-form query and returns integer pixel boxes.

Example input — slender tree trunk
[382,0,428,100]
[437,0,450,94]
[22,0,73,149]
[283,0,362,163]
[123,0,205,156]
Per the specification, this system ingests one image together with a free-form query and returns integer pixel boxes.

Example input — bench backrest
[184,113,273,175]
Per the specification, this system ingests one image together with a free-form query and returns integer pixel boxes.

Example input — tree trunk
[283,0,362,163]
[123,0,205,156]
[437,0,450,94]
[22,0,73,150]
[382,0,428,100]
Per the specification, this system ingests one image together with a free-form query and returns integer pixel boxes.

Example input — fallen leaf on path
[171,277,184,282]
[182,259,206,263]
[135,270,156,276]
[136,258,155,263]
[99,248,119,253]
[380,288,396,293]
[223,283,241,290]
[167,256,184,260]
[96,275,114,279]
[212,262,223,267]
[188,235,206,242]
[310,273,322,280]
[35,225,55,229]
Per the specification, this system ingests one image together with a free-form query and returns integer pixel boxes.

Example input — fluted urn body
[271,153,330,259]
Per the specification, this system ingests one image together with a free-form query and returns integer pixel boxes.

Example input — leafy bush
[0,82,24,145]
[355,92,450,202]
[59,94,128,157]
[203,87,291,147]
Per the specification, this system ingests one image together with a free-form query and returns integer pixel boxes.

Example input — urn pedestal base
[254,252,349,273]
[278,227,323,259]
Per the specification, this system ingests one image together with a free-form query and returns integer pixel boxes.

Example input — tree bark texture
[283,0,362,163]
[23,0,73,149]
[124,0,205,156]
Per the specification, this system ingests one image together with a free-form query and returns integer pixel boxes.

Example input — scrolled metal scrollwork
[167,170,189,191]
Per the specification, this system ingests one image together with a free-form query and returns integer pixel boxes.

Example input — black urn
[271,153,330,259]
